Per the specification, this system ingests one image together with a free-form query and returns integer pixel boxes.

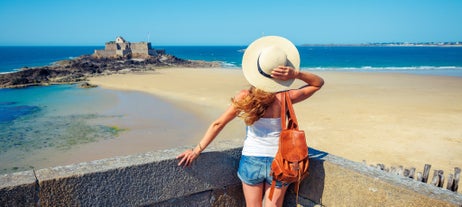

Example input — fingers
[178,154,190,166]
[272,66,288,73]
[177,153,188,166]
[177,150,198,167]
[271,67,285,77]
[271,66,293,80]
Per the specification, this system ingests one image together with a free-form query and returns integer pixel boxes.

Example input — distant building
[93,36,157,58]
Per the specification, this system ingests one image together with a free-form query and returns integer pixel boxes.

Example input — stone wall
[105,43,118,51]
[131,42,148,53]
[93,41,156,58]
[130,42,156,57]
[1,139,461,207]
[93,49,116,58]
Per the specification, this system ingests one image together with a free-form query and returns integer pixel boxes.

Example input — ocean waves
[302,66,462,76]
[217,60,462,76]
[305,65,462,71]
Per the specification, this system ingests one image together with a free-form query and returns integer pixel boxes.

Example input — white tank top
[241,117,281,157]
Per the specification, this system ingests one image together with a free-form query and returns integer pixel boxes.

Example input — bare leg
[242,182,264,207]
[263,182,288,207]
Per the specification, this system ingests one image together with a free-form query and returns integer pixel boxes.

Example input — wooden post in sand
[438,170,444,188]
[447,174,454,191]
[453,167,460,192]
[430,170,439,186]
[416,172,423,182]
[446,167,460,192]
[408,167,416,179]
[429,169,445,187]
[365,162,460,192]
[422,164,431,183]
[403,168,410,178]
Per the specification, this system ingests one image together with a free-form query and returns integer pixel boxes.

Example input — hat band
[256,55,273,79]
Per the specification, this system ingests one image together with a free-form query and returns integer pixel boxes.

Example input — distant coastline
[301,42,462,47]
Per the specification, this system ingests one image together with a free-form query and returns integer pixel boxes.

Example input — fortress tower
[93,36,157,58]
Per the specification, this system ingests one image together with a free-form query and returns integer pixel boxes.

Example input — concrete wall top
[1,138,461,206]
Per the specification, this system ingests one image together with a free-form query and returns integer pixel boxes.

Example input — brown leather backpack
[269,91,309,201]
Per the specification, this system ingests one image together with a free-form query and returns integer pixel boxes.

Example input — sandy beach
[87,68,462,177]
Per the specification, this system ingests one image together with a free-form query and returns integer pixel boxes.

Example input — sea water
[0,46,103,73]
[1,45,462,174]
[160,45,462,77]
[2,46,462,75]
[0,85,116,150]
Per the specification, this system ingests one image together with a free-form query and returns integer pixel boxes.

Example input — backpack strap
[295,167,302,204]
[280,91,287,129]
[285,91,299,130]
[268,178,277,201]
[281,91,299,130]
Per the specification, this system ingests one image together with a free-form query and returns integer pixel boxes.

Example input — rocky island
[0,36,220,88]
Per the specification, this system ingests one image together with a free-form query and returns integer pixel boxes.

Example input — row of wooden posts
[364,162,460,193]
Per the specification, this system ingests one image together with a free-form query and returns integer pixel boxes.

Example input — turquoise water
[0,85,118,151]
[0,85,120,160]
[0,84,203,174]
[0,85,117,173]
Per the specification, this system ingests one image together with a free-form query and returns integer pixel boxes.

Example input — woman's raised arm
[271,66,324,103]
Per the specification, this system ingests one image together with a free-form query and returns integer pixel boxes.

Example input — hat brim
[242,36,300,93]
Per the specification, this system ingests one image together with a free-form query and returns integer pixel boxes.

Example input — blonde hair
[232,86,276,125]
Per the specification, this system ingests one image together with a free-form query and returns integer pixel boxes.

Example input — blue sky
[0,0,461,46]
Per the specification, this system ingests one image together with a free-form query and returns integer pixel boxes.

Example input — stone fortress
[93,36,157,58]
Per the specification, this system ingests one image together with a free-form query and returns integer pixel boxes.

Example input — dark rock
[0,54,221,88]
[78,82,97,88]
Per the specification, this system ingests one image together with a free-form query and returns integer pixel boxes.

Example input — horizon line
[1,41,462,47]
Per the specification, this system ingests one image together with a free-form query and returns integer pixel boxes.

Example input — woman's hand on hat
[177,149,199,167]
[271,66,299,81]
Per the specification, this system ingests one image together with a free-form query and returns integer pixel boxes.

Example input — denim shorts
[237,155,287,188]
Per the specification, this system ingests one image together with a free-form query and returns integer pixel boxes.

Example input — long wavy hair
[232,86,276,125]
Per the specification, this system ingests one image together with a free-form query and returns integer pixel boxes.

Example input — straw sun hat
[242,36,300,93]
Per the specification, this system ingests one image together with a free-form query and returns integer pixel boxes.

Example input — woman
[177,36,324,207]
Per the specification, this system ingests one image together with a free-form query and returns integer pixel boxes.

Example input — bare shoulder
[233,89,250,101]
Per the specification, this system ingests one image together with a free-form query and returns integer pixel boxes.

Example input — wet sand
[87,68,462,176]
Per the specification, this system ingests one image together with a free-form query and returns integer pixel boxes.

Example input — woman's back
[261,92,283,118]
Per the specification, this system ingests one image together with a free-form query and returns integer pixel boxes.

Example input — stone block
[154,191,213,207]
[287,149,462,207]
[35,146,242,206]
[210,184,245,207]
[0,170,37,207]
